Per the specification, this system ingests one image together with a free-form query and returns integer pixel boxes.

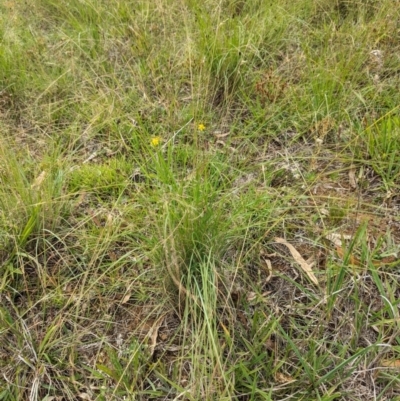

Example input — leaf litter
[274,237,319,285]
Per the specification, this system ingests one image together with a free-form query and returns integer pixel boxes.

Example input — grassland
[1,0,400,400]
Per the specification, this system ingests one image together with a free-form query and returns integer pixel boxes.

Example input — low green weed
[365,114,400,189]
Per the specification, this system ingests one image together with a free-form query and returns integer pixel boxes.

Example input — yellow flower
[198,123,206,131]
[150,136,161,147]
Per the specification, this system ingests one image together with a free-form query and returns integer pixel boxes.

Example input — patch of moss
[68,158,131,196]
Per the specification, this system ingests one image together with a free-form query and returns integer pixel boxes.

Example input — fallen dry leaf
[374,358,400,378]
[325,233,353,247]
[274,372,295,384]
[148,314,166,356]
[247,290,272,302]
[349,166,357,188]
[78,393,93,400]
[213,131,230,138]
[247,292,257,302]
[380,359,400,368]
[274,237,319,285]
[121,291,131,304]
[261,257,273,282]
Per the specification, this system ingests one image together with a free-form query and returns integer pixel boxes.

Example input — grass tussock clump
[1,0,400,400]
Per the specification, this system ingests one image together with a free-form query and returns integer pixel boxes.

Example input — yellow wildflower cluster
[150,136,161,147]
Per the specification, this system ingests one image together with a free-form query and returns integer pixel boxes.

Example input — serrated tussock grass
[1,0,400,400]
